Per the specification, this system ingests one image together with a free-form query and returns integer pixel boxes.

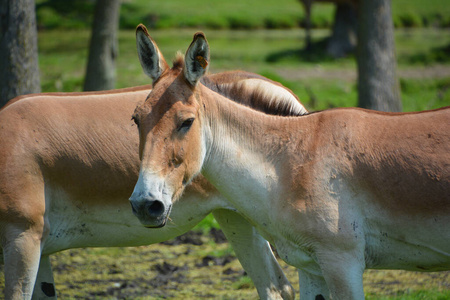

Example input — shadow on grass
[406,43,450,64]
[268,39,450,66]
[266,38,352,63]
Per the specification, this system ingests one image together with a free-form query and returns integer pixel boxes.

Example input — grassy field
[1,231,449,299]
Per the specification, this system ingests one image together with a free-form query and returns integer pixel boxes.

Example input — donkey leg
[212,209,294,300]
[32,255,56,299]
[316,250,365,300]
[3,226,43,300]
[298,269,330,300]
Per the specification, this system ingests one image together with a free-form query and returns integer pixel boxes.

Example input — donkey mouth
[144,219,166,228]
[141,204,172,228]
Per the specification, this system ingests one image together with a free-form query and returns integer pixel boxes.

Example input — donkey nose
[130,201,139,215]
[145,200,165,218]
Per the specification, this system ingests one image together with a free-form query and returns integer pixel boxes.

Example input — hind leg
[213,209,294,300]
[0,171,48,300]
[32,255,56,299]
[298,269,330,300]
[2,224,44,300]
[316,249,365,300]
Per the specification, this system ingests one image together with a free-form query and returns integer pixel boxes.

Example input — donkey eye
[178,118,195,132]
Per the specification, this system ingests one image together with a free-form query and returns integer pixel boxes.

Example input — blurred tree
[326,2,357,58]
[83,0,121,91]
[357,0,402,112]
[300,0,357,58]
[0,0,40,107]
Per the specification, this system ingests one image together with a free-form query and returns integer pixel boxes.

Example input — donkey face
[129,25,209,227]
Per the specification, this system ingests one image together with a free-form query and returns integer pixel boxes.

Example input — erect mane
[201,72,308,117]
[171,55,307,117]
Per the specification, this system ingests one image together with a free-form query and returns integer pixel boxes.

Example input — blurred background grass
[36,0,450,30]
[38,27,450,112]
[35,0,450,114]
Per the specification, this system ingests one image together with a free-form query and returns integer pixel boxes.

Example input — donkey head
[129,25,210,227]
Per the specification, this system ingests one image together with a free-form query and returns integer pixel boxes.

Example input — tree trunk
[357,0,402,112]
[83,0,120,91]
[0,0,40,107]
[300,0,313,51]
[326,3,357,58]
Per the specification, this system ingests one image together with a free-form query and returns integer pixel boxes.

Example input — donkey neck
[199,86,313,220]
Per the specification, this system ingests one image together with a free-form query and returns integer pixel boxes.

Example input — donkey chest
[251,218,322,274]
[272,232,323,275]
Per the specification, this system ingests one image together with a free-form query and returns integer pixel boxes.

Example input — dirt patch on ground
[1,229,449,299]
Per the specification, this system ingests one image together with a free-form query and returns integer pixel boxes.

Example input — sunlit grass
[2,243,446,299]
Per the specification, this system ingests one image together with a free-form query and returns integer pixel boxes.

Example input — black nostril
[146,200,165,218]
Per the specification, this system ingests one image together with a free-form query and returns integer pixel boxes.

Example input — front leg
[32,255,56,299]
[212,209,294,300]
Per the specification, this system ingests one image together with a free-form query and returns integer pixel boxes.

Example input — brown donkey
[130,26,450,299]
[0,67,307,299]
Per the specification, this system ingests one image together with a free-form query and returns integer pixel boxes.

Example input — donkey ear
[184,32,210,86]
[136,24,169,82]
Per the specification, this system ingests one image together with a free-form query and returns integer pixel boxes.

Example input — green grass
[36,0,450,30]
[192,214,220,233]
[2,243,448,299]
[120,0,311,30]
[366,290,450,300]
[232,276,255,290]
[400,78,450,111]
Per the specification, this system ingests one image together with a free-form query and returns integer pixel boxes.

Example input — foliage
[36,0,95,29]
[392,0,450,28]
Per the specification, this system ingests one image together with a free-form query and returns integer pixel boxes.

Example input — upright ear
[184,32,210,86]
[136,24,169,82]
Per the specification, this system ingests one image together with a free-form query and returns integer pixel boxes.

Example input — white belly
[42,187,225,255]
